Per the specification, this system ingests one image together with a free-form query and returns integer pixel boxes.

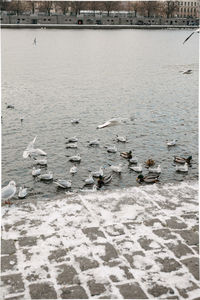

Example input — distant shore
[1,24,198,29]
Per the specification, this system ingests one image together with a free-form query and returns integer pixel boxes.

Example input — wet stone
[119,266,134,279]
[180,257,199,280]
[26,273,40,282]
[1,239,16,255]
[1,254,18,272]
[48,248,67,262]
[144,218,164,227]
[75,256,99,271]
[176,280,199,298]
[56,264,77,285]
[105,225,125,236]
[153,229,177,240]
[110,275,119,282]
[82,227,105,241]
[165,241,194,258]
[156,257,181,272]
[1,273,25,294]
[138,237,161,251]
[99,243,118,262]
[175,230,199,246]
[29,282,57,299]
[18,236,37,247]
[148,284,174,297]
[60,286,88,299]
[166,217,187,229]
[88,280,106,296]
[117,283,147,299]
[22,249,33,261]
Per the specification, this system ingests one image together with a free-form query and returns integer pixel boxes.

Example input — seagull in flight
[183,28,199,44]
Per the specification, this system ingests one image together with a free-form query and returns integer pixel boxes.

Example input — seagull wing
[183,31,195,44]
[27,136,37,150]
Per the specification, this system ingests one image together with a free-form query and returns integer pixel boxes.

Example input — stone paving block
[99,243,118,262]
[22,249,33,261]
[82,227,105,241]
[1,239,16,255]
[147,283,174,297]
[48,248,68,262]
[138,237,161,251]
[117,282,148,299]
[165,217,188,229]
[60,286,88,299]
[174,230,199,246]
[1,273,25,294]
[143,218,165,227]
[18,236,37,247]
[88,280,106,296]
[156,257,181,272]
[119,266,134,279]
[104,224,125,236]
[29,282,57,299]
[75,256,99,271]
[165,240,194,258]
[180,257,199,280]
[56,264,77,285]
[176,279,199,298]
[1,254,18,272]
[153,228,177,240]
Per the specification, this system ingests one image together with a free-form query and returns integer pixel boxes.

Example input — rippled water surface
[1,29,199,200]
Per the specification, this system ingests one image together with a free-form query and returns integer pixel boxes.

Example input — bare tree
[161,1,179,18]
[138,1,160,17]
[99,1,120,16]
[56,1,70,15]
[132,1,141,17]
[0,0,9,11]
[70,1,84,15]
[38,1,53,16]
[7,0,27,15]
[86,1,102,16]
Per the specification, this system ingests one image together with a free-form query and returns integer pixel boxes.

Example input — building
[177,1,199,18]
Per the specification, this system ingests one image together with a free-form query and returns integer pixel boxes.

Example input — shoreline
[1,24,198,29]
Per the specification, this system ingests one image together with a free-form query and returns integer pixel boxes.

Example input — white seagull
[130,164,143,173]
[32,167,41,176]
[91,166,104,178]
[70,166,78,175]
[183,28,199,44]
[18,187,28,199]
[71,119,79,124]
[1,181,16,202]
[33,158,47,166]
[84,173,94,185]
[54,179,72,188]
[97,117,126,129]
[110,164,122,173]
[129,157,138,164]
[106,145,117,153]
[116,135,127,143]
[23,136,47,158]
[176,163,188,173]
[66,136,78,143]
[148,165,162,174]
[66,143,78,149]
[88,139,100,146]
[69,154,81,162]
[38,171,53,181]
[166,139,177,146]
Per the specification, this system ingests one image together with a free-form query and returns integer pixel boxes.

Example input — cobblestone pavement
[1,182,199,299]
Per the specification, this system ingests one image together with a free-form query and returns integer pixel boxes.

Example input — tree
[132,1,141,17]
[138,1,160,17]
[56,1,70,15]
[38,1,53,16]
[86,1,102,16]
[0,0,9,12]
[7,0,27,15]
[161,1,179,18]
[70,1,84,15]
[99,1,120,16]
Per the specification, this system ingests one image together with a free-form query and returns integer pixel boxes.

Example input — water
[1,29,199,201]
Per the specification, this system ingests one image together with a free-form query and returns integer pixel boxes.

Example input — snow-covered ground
[1,181,199,299]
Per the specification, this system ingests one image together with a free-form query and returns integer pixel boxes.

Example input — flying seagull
[183,28,199,44]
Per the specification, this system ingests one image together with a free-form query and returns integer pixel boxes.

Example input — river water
[1,29,199,201]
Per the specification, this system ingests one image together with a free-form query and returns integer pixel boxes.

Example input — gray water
[1,29,199,200]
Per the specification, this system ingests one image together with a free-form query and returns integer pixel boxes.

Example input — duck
[148,165,161,174]
[120,151,132,159]
[175,163,188,173]
[145,159,155,167]
[110,164,122,173]
[32,167,41,176]
[166,139,177,146]
[103,174,112,184]
[69,154,81,162]
[18,187,28,199]
[38,171,53,181]
[84,173,94,185]
[1,181,17,203]
[174,156,192,164]
[88,139,100,146]
[66,143,78,149]
[116,135,127,143]
[129,157,138,164]
[54,179,72,188]
[129,163,142,173]
[91,166,104,178]
[136,174,159,184]
[70,166,78,175]
[71,119,79,124]
[106,145,117,153]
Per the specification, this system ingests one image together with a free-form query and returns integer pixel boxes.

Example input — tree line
[0,1,179,19]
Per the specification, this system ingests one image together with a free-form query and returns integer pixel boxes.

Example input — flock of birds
[1,116,193,205]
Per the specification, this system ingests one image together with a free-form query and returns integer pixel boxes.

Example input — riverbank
[1,24,198,29]
[1,181,199,299]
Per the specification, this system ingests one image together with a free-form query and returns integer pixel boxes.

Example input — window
[191,2,193,5]
[188,2,190,5]
[48,19,51,21]
[22,18,25,21]
[43,18,46,21]
[126,19,129,22]
[191,8,193,12]
[188,8,190,11]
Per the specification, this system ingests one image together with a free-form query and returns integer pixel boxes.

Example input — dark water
[1,29,199,200]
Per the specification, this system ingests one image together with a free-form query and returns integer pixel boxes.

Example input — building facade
[177,1,199,18]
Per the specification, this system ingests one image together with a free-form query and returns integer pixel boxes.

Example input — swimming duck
[136,174,159,184]
[145,159,155,167]
[148,165,161,174]
[120,151,132,159]
[18,187,28,199]
[129,163,142,173]
[174,156,192,164]
[97,174,112,189]
[175,163,188,173]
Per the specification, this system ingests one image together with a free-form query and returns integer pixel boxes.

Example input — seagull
[38,172,53,181]
[23,136,47,158]
[6,104,15,109]
[70,166,78,175]
[66,136,78,143]
[175,163,188,173]
[18,187,28,199]
[148,165,162,174]
[71,119,79,124]
[66,143,78,149]
[33,158,47,166]
[1,181,16,203]
[54,179,72,188]
[97,117,126,129]
[116,135,127,143]
[106,145,117,153]
[91,166,104,178]
[129,157,138,164]
[84,173,94,185]
[129,163,143,173]
[32,167,41,176]
[88,139,100,146]
[110,164,122,173]
[33,37,37,45]
[69,154,81,162]
[183,69,192,74]
[166,139,177,146]
[183,28,199,44]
